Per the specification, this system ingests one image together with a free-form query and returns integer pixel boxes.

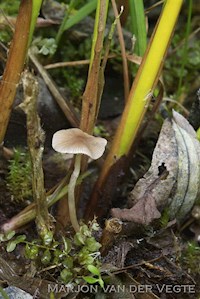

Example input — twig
[44,59,90,69]
[80,0,109,133]
[145,1,164,14]
[44,54,116,69]
[20,70,53,244]
[111,255,164,274]
[29,50,79,127]
[111,0,130,102]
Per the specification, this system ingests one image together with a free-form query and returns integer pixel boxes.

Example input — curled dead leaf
[112,111,200,225]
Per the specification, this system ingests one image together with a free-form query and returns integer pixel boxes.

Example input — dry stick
[0,15,60,28]
[80,1,108,134]
[45,59,91,69]
[29,50,79,231]
[29,50,79,128]
[0,0,32,144]
[44,54,116,70]
[145,0,164,14]
[42,26,197,74]
[20,71,53,244]
[96,7,123,120]
[111,0,130,102]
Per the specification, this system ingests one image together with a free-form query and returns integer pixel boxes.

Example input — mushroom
[52,128,107,232]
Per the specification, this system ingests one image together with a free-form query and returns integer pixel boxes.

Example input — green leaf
[52,241,59,249]
[25,244,39,260]
[15,234,26,243]
[62,0,97,32]
[54,249,64,259]
[80,224,91,237]
[62,237,72,254]
[87,265,100,276]
[80,255,94,266]
[63,256,73,269]
[90,220,100,232]
[5,230,16,241]
[83,276,99,284]
[129,0,147,56]
[98,278,104,288]
[6,240,17,252]
[74,232,85,245]
[85,237,101,252]
[41,249,51,265]
[60,269,73,283]
[53,257,59,265]
[43,231,53,246]
[38,38,57,56]
[0,231,16,242]
[0,234,5,242]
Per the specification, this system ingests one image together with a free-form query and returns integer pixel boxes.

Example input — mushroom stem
[68,154,81,232]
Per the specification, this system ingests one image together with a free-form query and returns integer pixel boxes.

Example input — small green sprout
[6,148,32,203]
[0,220,104,286]
[32,37,57,56]
[83,265,104,288]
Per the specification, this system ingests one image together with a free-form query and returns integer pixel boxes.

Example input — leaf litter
[112,111,200,225]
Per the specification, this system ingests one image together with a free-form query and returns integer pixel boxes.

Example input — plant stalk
[129,0,147,56]
[28,0,43,46]
[85,0,183,219]
[0,0,32,144]
[68,154,82,232]
[20,71,52,244]
[111,0,130,102]
[56,0,109,227]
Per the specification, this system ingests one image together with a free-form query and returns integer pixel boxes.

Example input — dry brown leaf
[112,111,200,224]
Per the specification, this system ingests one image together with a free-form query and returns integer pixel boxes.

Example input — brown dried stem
[111,0,130,102]
[56,0,109,227]
[20,70,53,244]
[0,0,32,144]
[100,218,122,256]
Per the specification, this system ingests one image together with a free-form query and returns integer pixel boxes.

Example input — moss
[0,0,20,15]
[181,241,200,275]
[6,148,32,203]
[159,208,170,228]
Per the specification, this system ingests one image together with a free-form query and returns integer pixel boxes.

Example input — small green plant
[0,0,20,15]
[55,0,97,47]
[0,220,103,285]
[164,37,200,97]
[83,264,104,288]
[0,286,9,299]
[159,208,170,228]
[6,148,32,203]
[94,124,109,138]
[33,37,57,56]
[181,241,200,274]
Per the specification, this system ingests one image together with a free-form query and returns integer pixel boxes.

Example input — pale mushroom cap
[52,128,107,160]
